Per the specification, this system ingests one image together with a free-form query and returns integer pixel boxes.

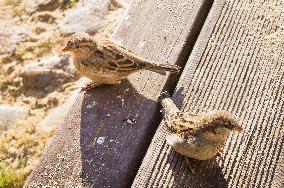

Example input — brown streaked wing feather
[166,112,197,133]
[180,112,199,123]
[107,58,146,72]
[99,40,152,71]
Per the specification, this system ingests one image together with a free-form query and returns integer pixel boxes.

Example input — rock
[0,23,28,55]
[25,0,60,13]
[21,55,80,89]
[0,104,28,128]
[59,0,110,34]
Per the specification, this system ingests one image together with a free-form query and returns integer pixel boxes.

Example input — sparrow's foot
[216,148,224,157]
[81,82,101,92]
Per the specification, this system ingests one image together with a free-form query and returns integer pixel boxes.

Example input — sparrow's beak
[61,45,72,52]
[61,41,74,53]
[231,125,243,132]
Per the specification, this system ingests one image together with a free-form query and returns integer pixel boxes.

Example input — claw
[217,148,224,157]
[81,82,101,92]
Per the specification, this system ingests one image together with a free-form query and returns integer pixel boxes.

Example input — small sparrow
[61,33,180,90]
[159,92,243,160]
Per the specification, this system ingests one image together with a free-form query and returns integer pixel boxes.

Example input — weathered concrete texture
[133,0,284,187]
[272,148,284,188]
[25,0,212,187]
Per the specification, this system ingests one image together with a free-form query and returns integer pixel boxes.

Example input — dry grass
[4,0,25,17]
[0,121,55,187]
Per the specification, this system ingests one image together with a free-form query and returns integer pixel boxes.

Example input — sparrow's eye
[76,45,80,49]
[67,41,73,47]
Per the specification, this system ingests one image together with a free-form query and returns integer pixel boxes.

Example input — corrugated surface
[133,0,284,187]
[272,148,284,188]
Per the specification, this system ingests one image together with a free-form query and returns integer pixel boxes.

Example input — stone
[21,55,80,89]
[58,0,110,34]
[0,23,28,55]
[25,0,60,14]
[0,104,28,128]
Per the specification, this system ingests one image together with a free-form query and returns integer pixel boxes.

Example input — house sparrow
[159,92,243,160]
[61,33,180,90]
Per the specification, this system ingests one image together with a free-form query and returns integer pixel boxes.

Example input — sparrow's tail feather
[146,64,180,75]
[158,91,179,113]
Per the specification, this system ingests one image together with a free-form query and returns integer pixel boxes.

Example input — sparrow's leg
[185,157,196,174]
[216,147,224,157]
[81,81,101,91]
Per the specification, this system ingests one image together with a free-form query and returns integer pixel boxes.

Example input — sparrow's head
[62,32,96,55]
[197,110,242,141]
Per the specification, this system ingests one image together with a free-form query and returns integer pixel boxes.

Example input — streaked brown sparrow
[159,92,243,160]
[61,33,180,90]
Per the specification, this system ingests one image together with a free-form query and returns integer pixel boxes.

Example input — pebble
[97,137,105,145]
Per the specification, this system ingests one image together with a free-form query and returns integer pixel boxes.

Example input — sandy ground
[0,0,126,186]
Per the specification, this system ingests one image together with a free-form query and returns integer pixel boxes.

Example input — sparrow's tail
[146,64,180,75]
[200,110,243,132]
[158,91,179,113]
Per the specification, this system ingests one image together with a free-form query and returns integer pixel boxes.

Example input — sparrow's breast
[74,60,127,84]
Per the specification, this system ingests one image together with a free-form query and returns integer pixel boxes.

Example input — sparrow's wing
[98,40,149,71]
[169,120,192,132]
[179,112,199,129]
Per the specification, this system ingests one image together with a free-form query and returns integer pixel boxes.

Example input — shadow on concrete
[168,149,228,188]
[79,80,159,187]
